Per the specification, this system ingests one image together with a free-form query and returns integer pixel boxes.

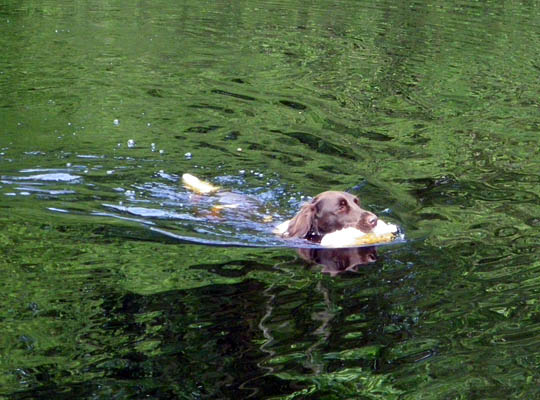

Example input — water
[1,0,540,398]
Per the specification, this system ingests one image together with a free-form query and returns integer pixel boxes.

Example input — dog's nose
[363,212,378,228]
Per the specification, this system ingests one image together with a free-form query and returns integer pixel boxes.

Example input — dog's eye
[353,197,360,205]
[339,199,347,209]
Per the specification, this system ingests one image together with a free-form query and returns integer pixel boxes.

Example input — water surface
[1,0,540,398]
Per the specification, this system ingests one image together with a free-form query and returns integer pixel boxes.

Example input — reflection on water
[2,0,540,398]
[298,246,378,276]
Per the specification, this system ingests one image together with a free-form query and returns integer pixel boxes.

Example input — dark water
[2,0,540,398]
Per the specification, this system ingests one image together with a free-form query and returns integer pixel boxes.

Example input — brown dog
[282,191,378,243]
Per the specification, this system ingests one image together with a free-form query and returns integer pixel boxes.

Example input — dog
[182,175,385,246]
[279,191,378,243]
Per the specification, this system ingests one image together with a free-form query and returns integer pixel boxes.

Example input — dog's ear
[285,203,317,238]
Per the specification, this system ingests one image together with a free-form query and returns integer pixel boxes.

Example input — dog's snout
[362,212,378,229]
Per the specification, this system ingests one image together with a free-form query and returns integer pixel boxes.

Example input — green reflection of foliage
[2,0,540,398]
[274,367,402,399]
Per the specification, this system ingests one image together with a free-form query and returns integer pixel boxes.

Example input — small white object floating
[274,219,399,248]
[182,173,220,194]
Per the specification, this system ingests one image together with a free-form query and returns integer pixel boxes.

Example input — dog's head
[285,191,378,242]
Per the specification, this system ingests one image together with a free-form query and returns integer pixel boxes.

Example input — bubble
[184,152,192,159]
[151,143,156,152]
[127,139,136,148]
[237,148,242,152]
[159,149,165,154]
[113,119,120,126]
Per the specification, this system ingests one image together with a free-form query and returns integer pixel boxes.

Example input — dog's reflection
[297,246,378,276]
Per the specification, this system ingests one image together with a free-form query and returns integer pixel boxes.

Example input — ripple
[102,204,199,221]
[494,226,520,238]
[76,154,105,159]
[526,217,540,227]
[47,207,70,213]
[15,187,76,195]
[211,89,257,101]
[279,100,307,110]
[10,173,82,182]
[467,183,539,203]
[510,234,540,254]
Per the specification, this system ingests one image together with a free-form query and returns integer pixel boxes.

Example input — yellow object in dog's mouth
[323,231,397,247]
[182,173,220,194]
[273,219,400,247]
[320,221,398,247]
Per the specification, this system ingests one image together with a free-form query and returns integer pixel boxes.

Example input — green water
[2,0,540,398]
